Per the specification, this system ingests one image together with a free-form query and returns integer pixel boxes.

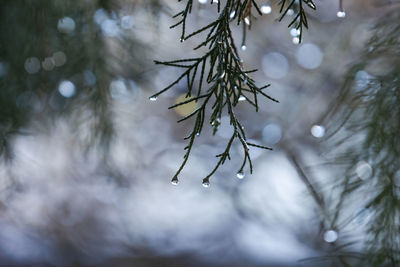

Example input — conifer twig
[152,0,284,186]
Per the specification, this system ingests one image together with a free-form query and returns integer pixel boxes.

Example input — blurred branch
[284,148,326,213]
[323,5,400,266]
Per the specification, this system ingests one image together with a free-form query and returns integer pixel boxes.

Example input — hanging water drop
[202,179,210,188]
[290,28,300,37]
[171,177,179,185]
[244,16,250,25]
[337,11,346,18]
[238,95,246,101]
[219,71,225,79]
[311,125,325,138]
[149,96,157,101]
[180,37,185,42]
[241,45,247,51]
[229,11,236,19]
[323,230,338,243]
[236,171,245,179]
[196,132,200,136]
[243,78,248,84]
[261,4,272,14]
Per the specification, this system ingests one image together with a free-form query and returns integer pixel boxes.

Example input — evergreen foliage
[152,0,315,185]
[323,6,400,266]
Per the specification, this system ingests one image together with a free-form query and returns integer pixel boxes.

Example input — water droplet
[121,15,135,29]
[261,4,272,14]
[236,171,245,179]
[262,123,282,145]
[221,81,226,87]
[180,37,185,42]
[241,45,247,51]
[296,43,324,70]
[219,71,225,79]
[356,161,372,180]
[198,0,207,4]
[202,180,210,188]
[229,11,236,19]
[57,17,76,34]
[287,9,294,15]
[149,96,157,101]
[171,177,179,185]
[244,16,250,25]
[337,11,346,18]
[58,80,76,98]
[243,78,248,84]
[24,57,41,74]
[110,79,129,100]
[196,132,200,136]
[42,57,55,71]
[311,125,325,138]
[238,95,246,101]
[290,28,300,37]
[292,37,300,44]
[323,230,338,243]
[102,20,124,37]
[216,117,221,123]
[52,51,67,67]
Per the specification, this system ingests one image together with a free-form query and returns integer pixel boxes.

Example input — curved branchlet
[152,0,291,185]
[323,7,400,266]
[277,0,316,42]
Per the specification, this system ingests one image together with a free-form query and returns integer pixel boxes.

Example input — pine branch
[152,0,284,186]
[278,0,316,42]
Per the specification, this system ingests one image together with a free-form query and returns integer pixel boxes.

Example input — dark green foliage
[0,0,152,159]
[323,7,400,266]
[154,0,290,185]
[277,0,316,42]
[152,0,316,185]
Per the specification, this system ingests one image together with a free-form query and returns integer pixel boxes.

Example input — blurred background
[0,0,395,266]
